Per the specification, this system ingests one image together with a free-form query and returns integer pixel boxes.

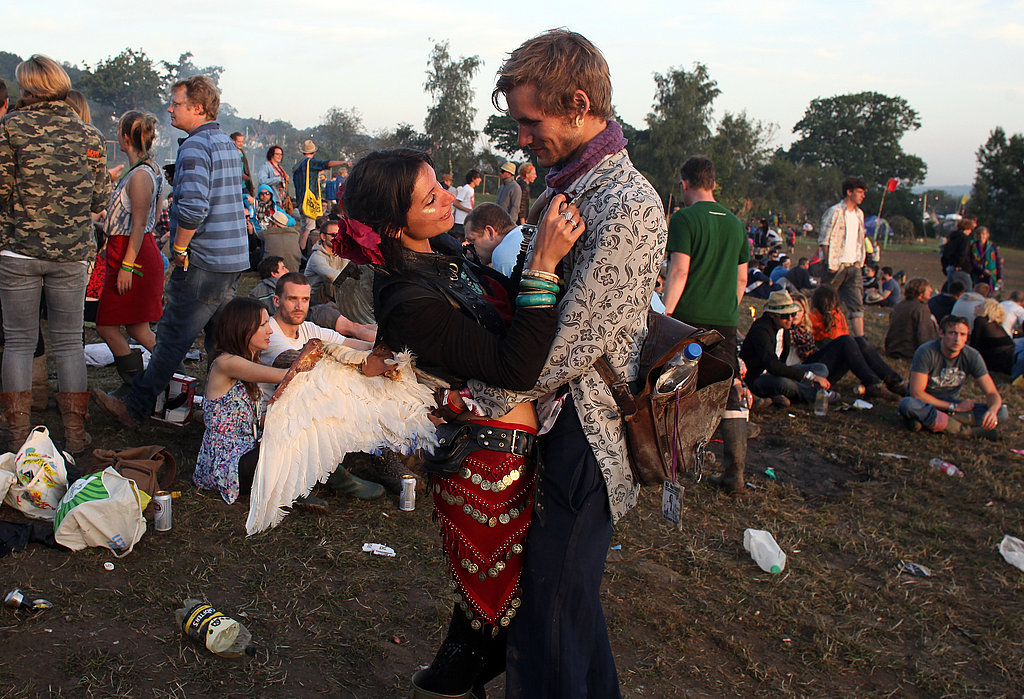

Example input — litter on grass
[362,543,396,557]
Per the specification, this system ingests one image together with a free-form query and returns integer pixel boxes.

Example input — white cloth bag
[53,467,147,556]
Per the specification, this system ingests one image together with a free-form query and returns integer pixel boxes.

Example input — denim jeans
[0,256,88,392]
[506,396,620,699]
[899,396,1008,428]
[750,363,827,403]
[1012,338,1024,381]
[124,266,240,420]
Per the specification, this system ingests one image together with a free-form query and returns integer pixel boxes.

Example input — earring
[574,116,584,128]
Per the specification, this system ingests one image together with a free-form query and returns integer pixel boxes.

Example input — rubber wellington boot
[110,349,144,399]
[326,465,385,500]
[411,609,487,699]
[31,355,49,411]
[56,392,92,454]
[710,418,747,494]
[0,391,32,451]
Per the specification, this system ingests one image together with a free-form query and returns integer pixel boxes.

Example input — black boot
[412,608,488,697]
[110,349,144,399]
[710,418,747,494]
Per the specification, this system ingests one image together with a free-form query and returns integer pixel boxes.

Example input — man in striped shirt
[95,76,249,427]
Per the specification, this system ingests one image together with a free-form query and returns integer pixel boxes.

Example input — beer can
[399,475,416,511]
[154,491,173,531]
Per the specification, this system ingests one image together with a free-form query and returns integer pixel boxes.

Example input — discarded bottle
[655,342,702,395]
[3,588,52,612]
[813,387,829,416]
[175,598,254,659]
[743,528,786,574]
[929,458,963,477]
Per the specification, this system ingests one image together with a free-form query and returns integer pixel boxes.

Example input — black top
[740,315,805,382]
[785,265,814,291]
[970,316,1014,375]
[941,232,971,270]
[373,250,557,391]
[928,293,957,323]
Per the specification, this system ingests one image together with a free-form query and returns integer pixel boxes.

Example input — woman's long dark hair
[212,297,266,400]
[343,148,434,273]
[811,284,840,335]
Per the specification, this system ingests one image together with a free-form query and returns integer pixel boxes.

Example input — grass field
[0,243,1022,697]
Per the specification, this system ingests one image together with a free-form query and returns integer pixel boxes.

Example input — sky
[7,0,1023,187]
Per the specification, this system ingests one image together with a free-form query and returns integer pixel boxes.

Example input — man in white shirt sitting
[463,203,522,278]
[999,291,1024,338]
[261,272,384,504]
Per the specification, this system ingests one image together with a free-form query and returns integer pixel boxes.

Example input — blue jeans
[750,363,827,403]
[0,256,88,392]
[506,397,620,699]
[1012,338,1024,381]
[124,266,240,420]
[898,396,1009,427]
[946,266,973,293]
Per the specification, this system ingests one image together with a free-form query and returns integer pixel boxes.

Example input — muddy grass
[1,246,1023,697]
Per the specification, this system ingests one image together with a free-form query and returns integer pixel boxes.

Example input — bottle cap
[770,565,781,574]
[683,343,702,361]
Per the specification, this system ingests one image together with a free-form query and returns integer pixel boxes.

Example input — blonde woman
[0,54,110,452]
[970,298,1017,377]
[95,111,165,397]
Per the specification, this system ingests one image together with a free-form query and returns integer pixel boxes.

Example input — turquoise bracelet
[520,278,561,293]
[516,292,557,307]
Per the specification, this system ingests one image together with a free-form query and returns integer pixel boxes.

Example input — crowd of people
[0,34,1019,698]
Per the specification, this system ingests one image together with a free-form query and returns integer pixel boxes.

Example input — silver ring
[561,210,573,223]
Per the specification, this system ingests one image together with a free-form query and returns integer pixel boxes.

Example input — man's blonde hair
[493,29,612,120]
[16,54,71,101]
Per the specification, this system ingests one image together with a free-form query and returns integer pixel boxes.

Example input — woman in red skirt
[96,111,164,397]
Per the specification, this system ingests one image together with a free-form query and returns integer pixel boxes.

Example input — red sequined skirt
[432,420,535,632]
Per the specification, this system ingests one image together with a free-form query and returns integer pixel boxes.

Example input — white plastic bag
[999,535,1024,572]
[0,453,16,504]
[53,467,147,556]
[4,427,69,520]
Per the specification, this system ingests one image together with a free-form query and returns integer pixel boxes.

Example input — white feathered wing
[245,344,437,535]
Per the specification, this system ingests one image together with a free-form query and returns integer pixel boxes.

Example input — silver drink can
[154,491,173,531]
[399,475,416,511]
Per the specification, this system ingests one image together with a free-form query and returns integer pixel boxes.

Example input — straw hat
[764,290,800,315]
[500,162,516,175]
[301,140,317,154]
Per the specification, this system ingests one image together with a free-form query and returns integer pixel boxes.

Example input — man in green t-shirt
[661,155,750,493]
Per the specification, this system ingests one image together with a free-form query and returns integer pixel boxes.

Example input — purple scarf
[544,121,627,194]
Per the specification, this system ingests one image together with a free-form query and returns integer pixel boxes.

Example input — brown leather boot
[56,391,92,454]
[0,391,32,450]
[31,355,49,411]
[710,418,748,494]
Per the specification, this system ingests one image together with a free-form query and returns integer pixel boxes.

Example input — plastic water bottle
[813,387,829,416]
[743,528,786,574]
[175,598,255,659]
[929,458,963,477]
[655,342,702,394]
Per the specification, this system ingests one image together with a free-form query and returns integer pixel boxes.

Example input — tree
[160,52,224,89]
[707,111,775,211]
[631,63,721,200]
[78,48,163,117]
[315,106,365,160]
[483,114,528,160]
[374,123,432,153]
[968,127,1024,245]
[787,91,927,186]
[752,152,843,225]
[423,40,481,176]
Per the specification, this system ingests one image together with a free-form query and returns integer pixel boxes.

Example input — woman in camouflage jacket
[0,54,110,452]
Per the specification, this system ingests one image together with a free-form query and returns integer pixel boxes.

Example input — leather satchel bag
[595,310,733,486]
[91,446,177,519]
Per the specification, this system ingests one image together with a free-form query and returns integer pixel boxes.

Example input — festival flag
[886,177,899,192]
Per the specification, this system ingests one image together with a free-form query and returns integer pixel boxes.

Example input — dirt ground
[1,243,1022,697]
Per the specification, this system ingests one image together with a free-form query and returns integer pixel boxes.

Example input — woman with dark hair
[193,298,291,503]
[0,54,110,452]
[803,286,905,398]
[95,110,165,397]
[969,226,1002,290]
[341,148,582,698]
[257,144,290,209]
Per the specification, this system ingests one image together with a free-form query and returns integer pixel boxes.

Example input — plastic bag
[999,535,1024,572]
[54,467,146,556]
[4,427,69,520]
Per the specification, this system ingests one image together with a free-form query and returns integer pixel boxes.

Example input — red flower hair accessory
[333,217,384,266]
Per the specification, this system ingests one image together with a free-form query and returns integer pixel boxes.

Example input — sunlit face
[793,306,805,325]
[167,87,204,133]
[249,310,273,353]
[274,282,311,326]
[271,148,283,164]
[258,190,272,202]
[940,322,969,357]
[401,162,456,251]
[465,224,499,259]
[506,83,585,168]
[232,135,244,150]
[846,187,866,206]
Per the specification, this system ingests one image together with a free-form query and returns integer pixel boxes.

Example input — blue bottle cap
[683,343,702,361]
